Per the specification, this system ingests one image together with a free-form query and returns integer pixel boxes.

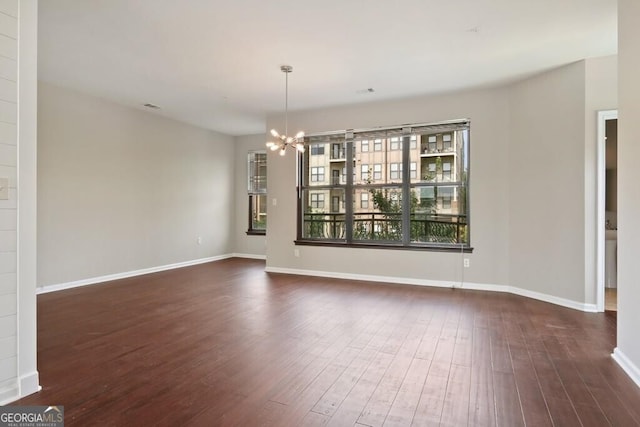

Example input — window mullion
[296,150,304,240]
[401,128,412,246]
[345,131,354,243]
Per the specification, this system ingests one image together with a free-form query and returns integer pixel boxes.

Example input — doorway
[597,110,618,312]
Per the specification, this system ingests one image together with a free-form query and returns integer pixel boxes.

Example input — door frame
[596,109,618,312]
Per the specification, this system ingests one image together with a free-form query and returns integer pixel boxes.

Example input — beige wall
[509,61,587,303]
[266,58,616,309]
[233,133,267,257]
[266,88,511,287]
[507,58,618,306]
[37,82,235,287]
[617,0,640,385]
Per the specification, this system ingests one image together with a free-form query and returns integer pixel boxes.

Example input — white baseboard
[265,266,458,289]
[265,266,596,312]
[19,370,41,398]
[507,286,598,312]
[0,372,41,405]
[34,257,596,312]
[232,253,267,260]
[0,381,18,406]
[37,255,234,294]
[612,348,640,389]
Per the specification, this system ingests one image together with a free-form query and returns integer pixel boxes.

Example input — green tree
[365,156,464,242]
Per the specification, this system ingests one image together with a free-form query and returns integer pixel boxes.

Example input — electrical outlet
[294,249,300,257]
[272,198,277,206]
[463,258,470,268]
[197,236,202,245]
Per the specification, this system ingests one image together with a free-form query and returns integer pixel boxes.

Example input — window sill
[294,239,473,253]
[246,230,266,236]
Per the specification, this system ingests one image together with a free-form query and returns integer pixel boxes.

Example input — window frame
[361,192,369,208]
[310,166,325,182]
[310,192,325,209]
[410,135,417,149]
[373,164,382,181]
[442,161,452,181]
[443,133,452,151]
[247,150,267,235]
[297,120,471,251]
[428,135,437,152]
[361,164,369,181]
[389,162,401,180]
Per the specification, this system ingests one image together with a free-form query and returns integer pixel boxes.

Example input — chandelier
[266,65,305,156]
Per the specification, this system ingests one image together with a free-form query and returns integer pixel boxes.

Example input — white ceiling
[38,0,617,136]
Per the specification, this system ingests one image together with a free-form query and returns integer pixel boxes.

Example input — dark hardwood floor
[15,258,640,426]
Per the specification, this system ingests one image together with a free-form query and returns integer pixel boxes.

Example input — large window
[247,151,267,234]
[298,121,470,249]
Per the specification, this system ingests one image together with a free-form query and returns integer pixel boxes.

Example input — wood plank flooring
[15,258,640,426]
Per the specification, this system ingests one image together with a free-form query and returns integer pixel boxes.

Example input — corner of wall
[17,0,41,401]
[506,62,589,304]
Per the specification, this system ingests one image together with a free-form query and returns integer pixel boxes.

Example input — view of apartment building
[305,131,464,216]
[300,129,468,244]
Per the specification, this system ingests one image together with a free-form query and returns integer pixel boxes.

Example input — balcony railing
[421,146,456,155]
[302,212,467,244]
[330,149,346,160]
[331,176,346,185]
